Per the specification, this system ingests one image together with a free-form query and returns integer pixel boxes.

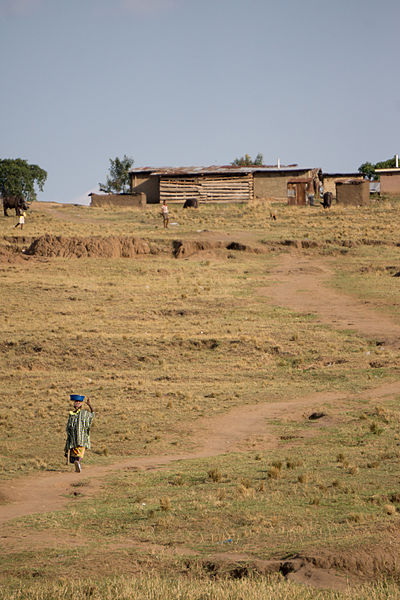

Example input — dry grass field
[1,197,400,598]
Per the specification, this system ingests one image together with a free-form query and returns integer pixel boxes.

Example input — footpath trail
[264,252,400,349]
[0,390,342,526]
[1,252,400,528]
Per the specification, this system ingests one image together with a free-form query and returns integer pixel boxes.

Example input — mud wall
[130,174,160,204]
[380,173,400,196]
[90,193,146,208]
[336,181,370,206]
[323,174,364,197]
[254,170,313,200]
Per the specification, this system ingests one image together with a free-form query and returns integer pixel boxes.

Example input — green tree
[0,158,47,202]
[231,153,264,167]
[99,155,134,193]
[358,156,398,180]
[358,162,376,180]
[253,153,264,166]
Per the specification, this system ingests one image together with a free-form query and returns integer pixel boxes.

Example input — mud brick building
[89,192,146,208]
[253,167,319,200]
[322,173,364,197]
[335,180,370,206]
[375,162,400,196]
[129,165,318,204]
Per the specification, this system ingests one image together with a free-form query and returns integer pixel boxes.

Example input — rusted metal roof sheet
[129,164,309,176]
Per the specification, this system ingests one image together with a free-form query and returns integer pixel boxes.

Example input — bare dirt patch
[0,243,27,263]
[190,554,355,590]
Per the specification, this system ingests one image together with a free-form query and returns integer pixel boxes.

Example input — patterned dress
[65,409,94,462]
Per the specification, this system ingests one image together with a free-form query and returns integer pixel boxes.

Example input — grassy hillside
[1,198,400,597]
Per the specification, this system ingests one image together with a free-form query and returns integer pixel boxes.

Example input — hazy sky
[1,0,399,204]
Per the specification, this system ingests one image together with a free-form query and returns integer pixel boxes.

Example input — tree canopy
[99,155,134,193]
[0,158,47,202]
[231,153,264,167]
[358,156,398,180]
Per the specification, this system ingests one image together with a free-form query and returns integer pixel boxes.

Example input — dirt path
[1,382,400,527]
[2,250,400,591]
[264,252,400,349]
[1,251,400,527]
[35,202,100,225]
[1,380,400,592]
[0,390,341,526]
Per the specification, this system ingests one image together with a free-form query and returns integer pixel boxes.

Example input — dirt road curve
[0,390,342,525]
[1,252,400,527]
[265,253,400,349]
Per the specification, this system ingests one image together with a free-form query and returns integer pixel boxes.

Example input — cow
[183,198,198,208]
[2,196,28,217]
[321,192,333,209]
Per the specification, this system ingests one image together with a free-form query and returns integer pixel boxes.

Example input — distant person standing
[65,394,94,473]
[307,181,315,206]
[161,200,169,228]
[14,210,25,229]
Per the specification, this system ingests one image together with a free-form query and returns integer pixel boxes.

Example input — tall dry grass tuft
[267,466,281,480]
[216,488,226,501]
[370,422,383,435]
[207,468,222,483]
[159,496,171,512]
[297,473,308,484]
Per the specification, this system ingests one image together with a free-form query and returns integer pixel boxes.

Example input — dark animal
[183,198,198,208]
[2,196,28,217]
[321,192,333,209]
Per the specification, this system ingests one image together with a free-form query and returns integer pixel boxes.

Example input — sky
[1,0,399,205]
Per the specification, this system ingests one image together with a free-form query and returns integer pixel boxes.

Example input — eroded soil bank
[2,232,400,262]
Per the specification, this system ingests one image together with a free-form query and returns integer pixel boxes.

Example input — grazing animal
[183,198,198,208]
[2,196,28,217]
[321,192,333,209]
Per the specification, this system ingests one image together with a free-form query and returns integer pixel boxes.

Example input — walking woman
[65,394,94,473]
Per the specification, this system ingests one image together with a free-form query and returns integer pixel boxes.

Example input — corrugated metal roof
[129,164,311,176]
[323,172,363,178]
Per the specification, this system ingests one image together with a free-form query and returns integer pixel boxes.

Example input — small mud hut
[322,173,364,197]
[375,160,400,196]
[335,180,370,206]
